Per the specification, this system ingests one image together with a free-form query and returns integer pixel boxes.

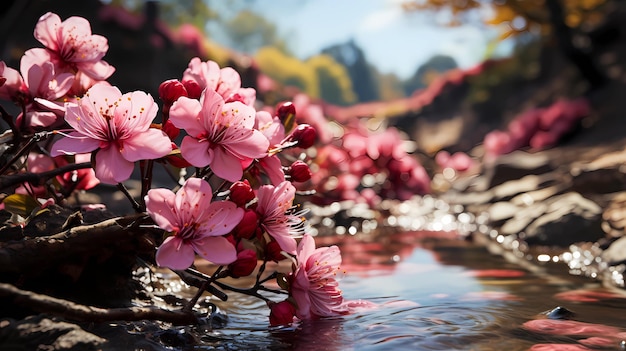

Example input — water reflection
[129,230,626,350]
[293,231,626,350]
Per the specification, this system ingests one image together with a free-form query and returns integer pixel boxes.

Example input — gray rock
[523,192,603,246]
[571,167,626,194]
[487,201,520,224]
[491,174,556,202]
[601,236,626,265]
[510,185,566,206]
[483,150,554,189]
[500,202,548,236]
[0,316,106,351]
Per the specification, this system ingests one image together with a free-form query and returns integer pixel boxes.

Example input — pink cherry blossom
[19,49,75,128]
[145,177,243,270]
[255,181,301,255]
[435,150,474,172]
[246,110,286,185]
[21,49,74,101]
[182,57,255,105]
[255,110,286,146]
[51,83,172,184]
[34,12,115,80]
[291,234,347,320]
[0,61,29,102]
[169,88,269,182]
[1,50,74,129]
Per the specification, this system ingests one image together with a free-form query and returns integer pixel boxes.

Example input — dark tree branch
[0,214,155,275]
[0,162,92,191]
[545,0,606,89]
[0,282,198,325]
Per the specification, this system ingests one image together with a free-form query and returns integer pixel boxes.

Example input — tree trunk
[545,0,606,89]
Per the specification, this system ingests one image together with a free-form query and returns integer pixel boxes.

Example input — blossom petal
[174,177,213,225]
[81,83,122,127]
[145,188,178,232]
[23,111,60,129]
[292,282,312,320]
[223,129,269,159]
[77,60,115,81]
[192,236,236,265]
[266,225,297,255]
[259,155,285,185]
[120,129,172,161]
[34,98,66,116]
[180,136,212,167]
[196,201,243,236]
[200,88,225,132]
[94,145,134,184]
[169,96,204,137]
[0,61,25,101]
[51,132,100,156]
[114,90,158,133]
[211,147,243,182]
[217,67,241,98]
[61,17,107,61]
[156,236,195,270]
[297,234,316,264]
[33,12,62,51]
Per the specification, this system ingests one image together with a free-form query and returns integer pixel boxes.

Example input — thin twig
[117,182,143,213]
[0,283,199,325]
[0,105,20,143]
[172,269,228,301]
[183,266,224,312]
[0,136,36,175]
[140,159,155,207]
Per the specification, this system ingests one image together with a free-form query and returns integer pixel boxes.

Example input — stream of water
[119,228,626,351]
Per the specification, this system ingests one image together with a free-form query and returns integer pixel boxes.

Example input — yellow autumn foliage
[255,46,319,98]
[403,0,608,38]
[307,55,357,105]
[256,48,359,105]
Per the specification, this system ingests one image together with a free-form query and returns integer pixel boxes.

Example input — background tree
[109,0,219,29]
[403,54,458,95]
[375,71,407,101]
[221,10,290,55]
[307,55,357,106]
[402,0,615,89]
[322,40,380,102]
[255,46,319,98]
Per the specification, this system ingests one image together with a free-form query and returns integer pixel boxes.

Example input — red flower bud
[232,209,259,240]
[229,180,255,207]
[266,240,288,262]
[285,124,316,149]
[276,101,296,132]
[288,160,312,182]
[159,79,187,105]
[269,300,296,326]
[182,80,203,99]
[162,120,180,140]
[228,249,258,278]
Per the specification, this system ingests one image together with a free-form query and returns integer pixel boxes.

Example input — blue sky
[209,0,514,79]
